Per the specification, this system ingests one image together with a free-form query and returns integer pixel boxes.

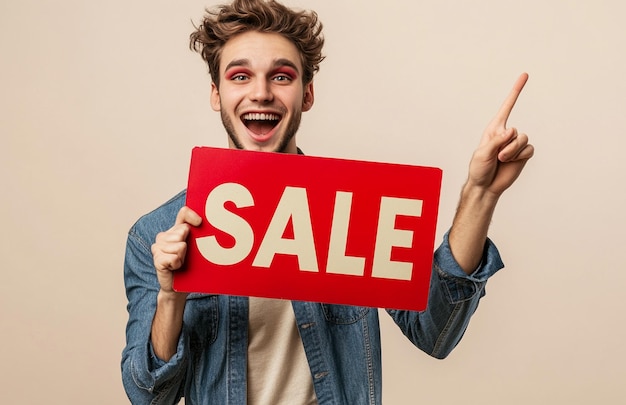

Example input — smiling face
[210,31,315,154]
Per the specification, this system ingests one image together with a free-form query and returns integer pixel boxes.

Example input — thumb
[484,127,518,160]
[175,206,203,227]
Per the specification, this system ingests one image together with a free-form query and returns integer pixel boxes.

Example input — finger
[492,72,529,129]
[154,251,186,272]
[498,132,534,162]
[478,127,518,160]
[152,240,188,268]
[175,206,203,227]
[512,143,535,161]
[155,225,191,244]
[157,240,189,256]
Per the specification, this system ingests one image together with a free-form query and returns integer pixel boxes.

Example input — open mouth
[241,113,281,136]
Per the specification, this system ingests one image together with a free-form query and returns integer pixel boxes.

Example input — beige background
[1,0,625,403]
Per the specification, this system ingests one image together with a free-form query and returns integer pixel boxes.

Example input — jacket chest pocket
[321,304,370,325]
[184,294,219,345]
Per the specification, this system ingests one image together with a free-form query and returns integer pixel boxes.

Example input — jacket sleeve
[386,230,504,359]
[121,225,188,404]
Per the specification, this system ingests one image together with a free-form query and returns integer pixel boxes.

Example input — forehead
[220,31,303,73]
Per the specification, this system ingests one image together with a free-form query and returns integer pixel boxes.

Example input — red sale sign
[173,147,442,311]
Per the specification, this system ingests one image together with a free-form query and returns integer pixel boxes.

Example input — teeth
[242,113,280,121]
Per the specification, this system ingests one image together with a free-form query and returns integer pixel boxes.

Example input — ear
[210,82,221,111]
[302,81,315,112]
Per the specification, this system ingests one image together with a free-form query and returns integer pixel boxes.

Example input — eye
[272,67,297,83]
[273,74,293,82]
[225,69,251,82]
[231,74,249,81]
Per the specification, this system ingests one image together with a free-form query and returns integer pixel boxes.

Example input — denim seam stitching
[361,316,376,405]
[128,228,152,254]
[321,304,370,324]
[431,301,462,358]
[130,357,153,392]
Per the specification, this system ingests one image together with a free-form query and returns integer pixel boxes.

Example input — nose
[249,79,273,103]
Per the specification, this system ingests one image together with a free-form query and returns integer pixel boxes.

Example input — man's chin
[228,137,279,153]
[228,133,296,154]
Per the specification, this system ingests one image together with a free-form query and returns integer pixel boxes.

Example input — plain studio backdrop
[1,0,625,403]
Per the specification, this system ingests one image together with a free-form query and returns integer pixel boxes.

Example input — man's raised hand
[467,73,534,197]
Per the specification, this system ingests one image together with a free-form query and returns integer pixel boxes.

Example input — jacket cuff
[132,330,188,392]
[432,231,505,303]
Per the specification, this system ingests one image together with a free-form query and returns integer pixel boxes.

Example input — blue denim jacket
[122,190,504,404]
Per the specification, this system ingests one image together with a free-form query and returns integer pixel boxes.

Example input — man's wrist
[157,289,188,309]
[459,181,500,211]
[151,290,188,362]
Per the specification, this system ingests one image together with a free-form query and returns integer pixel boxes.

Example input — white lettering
[196,183,255,265]
[371,197,423,280]
[252,187,319,271]
[326,191,366,276]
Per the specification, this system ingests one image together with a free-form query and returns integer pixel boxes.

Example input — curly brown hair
[190,0,325,88]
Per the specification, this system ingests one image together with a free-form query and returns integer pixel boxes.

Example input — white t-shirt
[247,297,318,405]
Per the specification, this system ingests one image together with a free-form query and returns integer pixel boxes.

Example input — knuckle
[172,224,190,238]
[154,253,180,272]
[154,231,166,243]
[151,241,161,256]
[153,253,168,271]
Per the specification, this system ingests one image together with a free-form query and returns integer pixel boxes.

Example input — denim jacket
[122,190,504,404]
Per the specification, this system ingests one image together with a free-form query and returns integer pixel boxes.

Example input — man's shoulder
[129,190,187,240]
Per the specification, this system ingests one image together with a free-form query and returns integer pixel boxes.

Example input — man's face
[211,31,314,154]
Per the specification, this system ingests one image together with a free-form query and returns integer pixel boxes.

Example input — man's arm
[387,75,533,355]
[449,73,534,273]
[150,206,202,360]
[122,196,198,403]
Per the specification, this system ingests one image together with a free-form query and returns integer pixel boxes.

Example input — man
[121,0,534,403]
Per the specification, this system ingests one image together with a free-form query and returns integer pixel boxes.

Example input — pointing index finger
[493,72,529,129]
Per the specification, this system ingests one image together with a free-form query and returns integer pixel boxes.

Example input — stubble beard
[220,108,302,153]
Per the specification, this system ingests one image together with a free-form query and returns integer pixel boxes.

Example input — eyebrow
[224,58,301,74]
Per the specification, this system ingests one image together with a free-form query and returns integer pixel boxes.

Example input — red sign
[173,147,442,311]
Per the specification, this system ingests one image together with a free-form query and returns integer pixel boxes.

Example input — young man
[121,0,534,404]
